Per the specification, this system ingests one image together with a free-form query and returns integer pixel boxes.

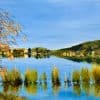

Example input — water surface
[0,56,100,100]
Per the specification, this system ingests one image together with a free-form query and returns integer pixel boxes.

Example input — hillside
[60,40,100,52]
[52,40,100,63]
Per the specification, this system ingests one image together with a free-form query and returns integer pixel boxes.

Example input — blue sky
[0,0,100,49]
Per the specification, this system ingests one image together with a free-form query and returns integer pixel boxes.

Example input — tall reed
[81,68,90,83]
[92,66,100,83]
[3,68,22,85]
[25,69,38,84]
[72,70,80,84]
[51,67,60,85]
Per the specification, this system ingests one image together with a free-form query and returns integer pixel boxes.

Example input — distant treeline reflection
[0,47,100,63]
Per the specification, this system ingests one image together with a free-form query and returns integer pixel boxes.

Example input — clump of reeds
[81,68,90,83]
[3,68,22,85]
[24,69,38,84]
[51,67,60,85]
[92,66,100,83]
[41,72,47,83]
[72,70,80,84]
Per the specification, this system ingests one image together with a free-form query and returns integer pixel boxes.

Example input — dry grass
[25,69,38,84]
[92,66,100,83]
[3,68,22,85]
[72,70,80,83]
[51,67,60,85]
[81,68,90,83]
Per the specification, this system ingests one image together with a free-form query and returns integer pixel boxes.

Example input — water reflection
[3,83,21,93]
[82,82,90,96]
[94,84,100,97]
[52,84,60,95]
[0,92,26,100]
[73,84,81,96]
[0,59,100,99]
[25,83,38,95]
[41,82,47,91]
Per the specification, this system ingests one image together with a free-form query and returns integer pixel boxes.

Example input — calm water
[0,56,100,100]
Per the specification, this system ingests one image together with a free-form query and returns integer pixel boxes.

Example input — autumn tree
[0,9,26,50]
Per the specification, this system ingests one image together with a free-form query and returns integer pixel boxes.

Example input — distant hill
[59,40,100,52]
[52,40,100,63]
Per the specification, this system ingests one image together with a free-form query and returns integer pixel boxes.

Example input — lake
[0,56,100,100]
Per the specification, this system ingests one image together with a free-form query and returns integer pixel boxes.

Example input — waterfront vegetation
[92,66,100,83]
[0,66,100,86]
[0,40,100,63]
[3,68,22,85]
[51,67,61,86]
[25,69,38,84]
[81,68,90,83]
[51,40,100,64]
[0,65,99,99]
[72,70,80,84]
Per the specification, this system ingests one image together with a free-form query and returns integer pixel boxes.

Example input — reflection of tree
[94,84,100,97]
[82,82,90,96]
[73,84,81,96]
[25,83,38,95]
[33,54,50,59]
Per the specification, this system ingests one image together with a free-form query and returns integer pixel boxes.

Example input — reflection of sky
[0,0,100,49]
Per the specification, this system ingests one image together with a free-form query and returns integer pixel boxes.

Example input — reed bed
[81,68,90,83]
[92,66,100,83]
[3,68,22,85]
[51,67,61,85]
[24,69,38,84]
[72,70,80,84]
[0,66,100,87]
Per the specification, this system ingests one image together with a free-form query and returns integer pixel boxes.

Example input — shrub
[3,68,22,85]
[92,66,100,83]
[72,70,80,84]
[51,67,60,85]
[25,69,38,84]
[81,68,90,83]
